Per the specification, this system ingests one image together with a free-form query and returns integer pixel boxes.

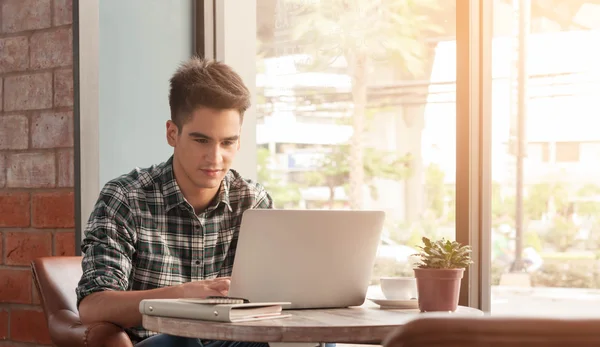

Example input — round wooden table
[142,306,483,344]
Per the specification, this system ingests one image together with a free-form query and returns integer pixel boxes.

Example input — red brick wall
[0,0,75,345]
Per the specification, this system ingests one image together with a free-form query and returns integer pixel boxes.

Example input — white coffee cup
[380,277,418,300]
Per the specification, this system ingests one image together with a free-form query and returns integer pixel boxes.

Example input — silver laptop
[228,209,385,309]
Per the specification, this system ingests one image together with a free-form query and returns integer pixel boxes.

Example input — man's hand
[79,277,232,328]
[178,277,231,298]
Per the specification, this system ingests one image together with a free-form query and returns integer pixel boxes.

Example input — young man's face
[167,107,241,189]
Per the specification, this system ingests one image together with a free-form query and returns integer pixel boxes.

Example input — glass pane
[98,0,194,186]
[490,0,600,316]
[256,1,457,289]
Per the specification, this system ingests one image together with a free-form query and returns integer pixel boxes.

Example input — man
[76,57,273,347]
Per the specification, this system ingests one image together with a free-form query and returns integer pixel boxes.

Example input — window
[255,0,458,288]
[580,142,600,164]
[490,0,600,316]
[213,0,600,314]
[555,142,580,163]
[528,142,550,162]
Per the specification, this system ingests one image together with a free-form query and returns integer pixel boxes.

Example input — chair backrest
[384,316,600,347]
[31,256,83,315]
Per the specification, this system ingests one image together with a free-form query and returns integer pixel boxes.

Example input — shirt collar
[162,156,232,213]
[208,176,232,213]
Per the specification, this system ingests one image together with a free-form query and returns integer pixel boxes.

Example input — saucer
[368,298,419,310]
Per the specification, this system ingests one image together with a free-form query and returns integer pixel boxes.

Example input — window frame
[455,0,493,311]
[211,0,259,180]
[74,0,100,254]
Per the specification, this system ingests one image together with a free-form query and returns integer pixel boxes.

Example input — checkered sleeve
[253,183,274,209]
[76,182,137,308]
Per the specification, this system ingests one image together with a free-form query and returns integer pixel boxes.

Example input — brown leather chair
[383,316,600,347]
[31,256,134,347]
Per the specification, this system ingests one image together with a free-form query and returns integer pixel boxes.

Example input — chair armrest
[48,309,134,347]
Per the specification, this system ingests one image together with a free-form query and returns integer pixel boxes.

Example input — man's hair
[168,56,251,130]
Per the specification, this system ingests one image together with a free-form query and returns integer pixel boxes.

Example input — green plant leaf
[413,237,473,269]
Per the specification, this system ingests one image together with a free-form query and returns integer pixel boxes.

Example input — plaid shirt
[76,156,273,343]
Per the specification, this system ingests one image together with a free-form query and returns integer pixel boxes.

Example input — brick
[4,73,52,111]
[5,232,52,266]
[0,77,2,111]
[0,309,7,339]
[54,0,73,25]
[10,308,51,344]
[0,192,30,227]
[30,28,72,69]
[31,111,73,148]
[54,231,75,256]
[7,152,55,188]
[0,268,31,304]
[0,153,5,188]
[32,192,74,228]
[1,0,51,33]
[0,115,28,150]
[0,234,2,264]
[54,68,73,107]
[0,36,29,73]
[57,148,73,187]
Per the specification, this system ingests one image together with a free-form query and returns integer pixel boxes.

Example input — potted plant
[413,237,473,312]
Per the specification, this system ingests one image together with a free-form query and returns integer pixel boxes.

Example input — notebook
[139,299,292,323]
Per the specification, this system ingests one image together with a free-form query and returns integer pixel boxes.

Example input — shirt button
[195,260,201,265]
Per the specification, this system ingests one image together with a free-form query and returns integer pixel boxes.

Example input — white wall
[98,0,193,186]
